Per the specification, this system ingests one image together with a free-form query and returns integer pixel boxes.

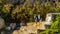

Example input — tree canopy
[0,0,60,23]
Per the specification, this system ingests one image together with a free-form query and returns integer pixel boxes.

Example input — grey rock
[0,17,6,29]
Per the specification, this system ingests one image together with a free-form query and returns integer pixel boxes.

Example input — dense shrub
[0,0,60,23]
[40,15,60,34]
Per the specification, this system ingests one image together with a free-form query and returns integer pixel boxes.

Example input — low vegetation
[39,15,60,34]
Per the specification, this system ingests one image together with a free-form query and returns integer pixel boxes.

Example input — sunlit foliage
[40,15,60,34]
[0,0,60,23]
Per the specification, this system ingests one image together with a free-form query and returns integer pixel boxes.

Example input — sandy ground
[12,22,46,34]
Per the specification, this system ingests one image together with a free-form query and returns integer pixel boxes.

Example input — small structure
[45,13,60,25]
[34,14,42,22]
[34,14,38,22]
[37,14,42,22]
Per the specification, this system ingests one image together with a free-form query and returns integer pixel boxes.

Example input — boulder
[0,17,6,29]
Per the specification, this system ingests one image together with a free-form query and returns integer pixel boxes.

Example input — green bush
[40,15,60,34]
[0,0,60,23]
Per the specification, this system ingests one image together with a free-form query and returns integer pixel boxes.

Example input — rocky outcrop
[0,17,6,29]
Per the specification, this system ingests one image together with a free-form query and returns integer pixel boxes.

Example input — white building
[45,13,60,25]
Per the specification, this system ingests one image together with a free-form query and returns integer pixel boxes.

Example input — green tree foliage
[51,15,60,31]
[0,0,60,23]
[0,0,2,3]
[40,15,60,34]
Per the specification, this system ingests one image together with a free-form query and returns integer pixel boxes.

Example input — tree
[0,0,60,24]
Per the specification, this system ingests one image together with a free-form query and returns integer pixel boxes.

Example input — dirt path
[12,22,46,34]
